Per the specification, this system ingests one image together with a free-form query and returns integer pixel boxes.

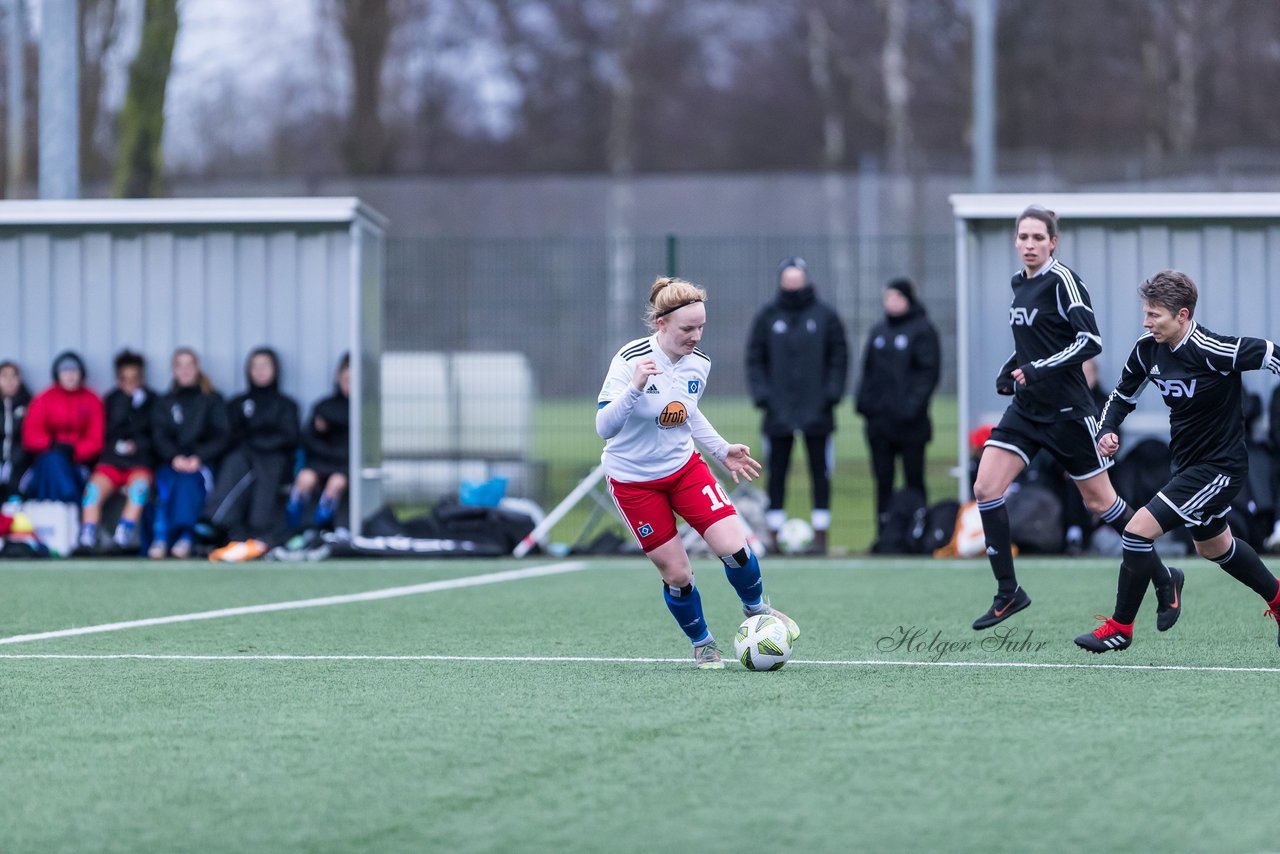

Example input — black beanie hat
[51,350,86,382]
[885,277,917,306]
[777,256,808,284]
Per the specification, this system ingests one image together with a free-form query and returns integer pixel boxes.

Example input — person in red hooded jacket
[21,351,105,502]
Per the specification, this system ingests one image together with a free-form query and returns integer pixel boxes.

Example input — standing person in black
[971,206,1155,630]
[206,347,300,562]
[78,350,156,553]
[1077,270,1280,652]
[0,361,32,502]
[855,277,941,552]
[287,353,350,532]
[150,347,230,560]
[746,257,849,555]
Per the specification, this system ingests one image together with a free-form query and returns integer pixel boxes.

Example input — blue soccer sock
[314,494,337,526]
[286,487,310,529]
[720,546,764,610]
[663,580,710,646]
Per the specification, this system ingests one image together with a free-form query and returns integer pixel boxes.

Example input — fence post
[665,233,678,277]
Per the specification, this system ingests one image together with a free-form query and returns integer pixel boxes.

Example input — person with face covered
[21,351,105,502]
[746,257,849,555]
[205,347,300,562]
[855,277,941,553]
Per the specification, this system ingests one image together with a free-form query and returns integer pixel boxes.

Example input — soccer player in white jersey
[1077,270,1280,652]
[596,276,799,669]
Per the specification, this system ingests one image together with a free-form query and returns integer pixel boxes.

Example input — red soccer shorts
[607,452,737,552]
[93,464,153,489]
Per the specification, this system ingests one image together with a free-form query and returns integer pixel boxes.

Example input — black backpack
[873,488,927,554]
[919,500,962,554]
[1005,483,1064,554]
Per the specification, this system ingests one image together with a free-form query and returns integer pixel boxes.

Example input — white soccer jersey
[596,335,729,483]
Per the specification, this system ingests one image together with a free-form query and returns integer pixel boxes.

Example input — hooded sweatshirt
[22,351,105,464]
[226,348,301,458]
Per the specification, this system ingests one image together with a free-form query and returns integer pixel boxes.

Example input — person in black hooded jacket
[0,361,33,501]
[287,353,350,531]
[150,347,230,559]
[746,257,850,555]
[205,347,300,560]
[855,277,942,551]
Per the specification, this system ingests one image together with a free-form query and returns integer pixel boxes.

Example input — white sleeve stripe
[1032,332,1094,369]
[1190,330,1238,357]
[1052,262,1086,307]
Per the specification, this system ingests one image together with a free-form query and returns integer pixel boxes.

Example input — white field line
[1,653,1278,674]
[0,561,588,647]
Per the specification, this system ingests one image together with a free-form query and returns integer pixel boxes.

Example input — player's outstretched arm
[721,444,762,484]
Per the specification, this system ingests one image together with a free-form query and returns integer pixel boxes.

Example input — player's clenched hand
[631,358,662,390]
[1097,431,1120,458]
[722,444,762,484]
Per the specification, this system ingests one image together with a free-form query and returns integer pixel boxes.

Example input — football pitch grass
[3,556,1278,853]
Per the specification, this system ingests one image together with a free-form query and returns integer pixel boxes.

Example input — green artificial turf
[2,556,1277,853]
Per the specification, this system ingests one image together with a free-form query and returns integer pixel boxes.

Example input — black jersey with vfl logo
[1098,322,1280,471]
[997,259,1103,422]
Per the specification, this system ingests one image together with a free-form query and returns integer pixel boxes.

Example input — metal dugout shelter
[952,193,1280,499]
[0,198,386,533]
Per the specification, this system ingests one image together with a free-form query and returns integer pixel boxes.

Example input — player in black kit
[971,207,1150,630]
[1076,270,1280,652]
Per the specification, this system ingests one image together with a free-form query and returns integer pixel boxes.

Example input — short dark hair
[1139,270,1199,319]
[114,349,145,374]
[1015,205,1059,240]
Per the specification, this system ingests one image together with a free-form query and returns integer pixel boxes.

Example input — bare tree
[79,0,121,183]
[113,0,176,198]
[326,0,411,174]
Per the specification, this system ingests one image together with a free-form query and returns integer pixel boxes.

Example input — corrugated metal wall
[0,226,353,407]
[0,199,385,529]
[955,195,1280,496]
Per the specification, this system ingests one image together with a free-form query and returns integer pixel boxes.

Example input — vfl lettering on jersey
[657,401,688,428]
[1153,378,1197,398]
[638,523,654,537]
[687,380,701,394]
[1009,307,1039,326]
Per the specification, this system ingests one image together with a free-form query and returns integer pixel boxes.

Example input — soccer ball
[734,613,794,671]
[776,517,814,554]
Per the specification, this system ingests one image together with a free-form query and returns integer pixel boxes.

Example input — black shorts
[984,407,1112,481]
[1147,462,1240,540]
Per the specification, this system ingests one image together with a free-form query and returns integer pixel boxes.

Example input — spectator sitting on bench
[21,351,104,503]
[287,352,350,532]
[0,360,33,502]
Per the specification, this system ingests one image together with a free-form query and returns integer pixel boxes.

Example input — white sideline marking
[1,653,1278,674]
[0,562,588,647]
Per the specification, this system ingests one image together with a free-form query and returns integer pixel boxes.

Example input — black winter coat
[303,392,350,472]
[227,386,301,460]
[151,385,231,466]
[100,387,157,468]
[746,285,850,437]
[1,384,32,485]
[856,304,942,441]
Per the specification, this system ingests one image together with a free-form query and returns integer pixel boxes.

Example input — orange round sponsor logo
[657,400,688,428]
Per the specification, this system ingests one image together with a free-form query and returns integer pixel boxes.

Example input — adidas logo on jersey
[1150,365,1161,375]
[645,385,659,394]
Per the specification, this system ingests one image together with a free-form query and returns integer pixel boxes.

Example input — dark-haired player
[1077,270,1280,652]
[970,205,1150,630]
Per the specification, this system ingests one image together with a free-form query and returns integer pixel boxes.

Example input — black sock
[1100,496,1134,535]
[1114,532,1161,624]
[977,497,1017,595]
[1208,538,1280,601]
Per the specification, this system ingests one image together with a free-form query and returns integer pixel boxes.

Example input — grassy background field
[533,395,960,553]
[3,555,1278,853]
